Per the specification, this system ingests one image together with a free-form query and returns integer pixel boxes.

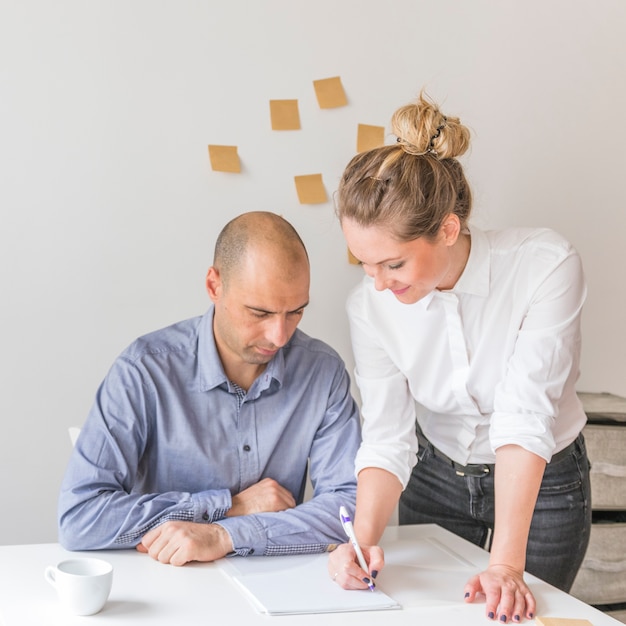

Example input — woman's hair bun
[391,91,470,159]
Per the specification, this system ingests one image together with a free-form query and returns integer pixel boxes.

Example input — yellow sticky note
[357,124,385,153]
[535,618,594,626]
[270,99,301,130]
[313,76,347,109]
[294,174,327,205]
[208,145,241,173]
[347,248,360,265]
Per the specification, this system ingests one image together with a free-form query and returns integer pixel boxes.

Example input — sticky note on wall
[208,145,241,173]
[357,124,385,153]
[294,174,327,204]
[270,100,301,130]
[347,248,360,265]
[313,76,347,109]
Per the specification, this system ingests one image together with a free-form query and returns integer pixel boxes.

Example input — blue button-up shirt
[59,307,361,556]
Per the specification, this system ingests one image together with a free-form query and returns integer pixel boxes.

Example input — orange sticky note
[208,145,241,173]
[270,99,301,130]
[535,617,593,626]
[347,248,360,265]
[357,124,385,153]
[313,76,348,109]
[294,174,327,205]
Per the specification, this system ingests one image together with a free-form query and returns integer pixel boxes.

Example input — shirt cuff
[489,411,555,461]
[191,489,232,523]
[214,515,269,556]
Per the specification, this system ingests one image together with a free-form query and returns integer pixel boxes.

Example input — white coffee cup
[44,557,113,616]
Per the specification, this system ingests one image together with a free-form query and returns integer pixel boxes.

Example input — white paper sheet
[219,536,477,615]
[220,552,400,615]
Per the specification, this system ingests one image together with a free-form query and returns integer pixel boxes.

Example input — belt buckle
[453,461,467,477]
[454,463,490,477]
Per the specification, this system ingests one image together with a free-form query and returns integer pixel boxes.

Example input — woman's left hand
[464,564,536,623]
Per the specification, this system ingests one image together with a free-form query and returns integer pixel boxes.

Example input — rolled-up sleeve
[490,244,587,459]
[348,288,417,489]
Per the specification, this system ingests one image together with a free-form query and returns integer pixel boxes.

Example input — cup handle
[44,566,57,588]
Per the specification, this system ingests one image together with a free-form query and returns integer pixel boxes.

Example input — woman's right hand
[327,542,385,590]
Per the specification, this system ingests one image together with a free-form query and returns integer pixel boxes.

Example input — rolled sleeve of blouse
[490,245,587,460]
[354,370,418,488]
[348,286,418,488]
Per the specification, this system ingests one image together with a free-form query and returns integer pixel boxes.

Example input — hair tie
[427,116,447,156]
[395,136,428,156]
[396,115,448,157]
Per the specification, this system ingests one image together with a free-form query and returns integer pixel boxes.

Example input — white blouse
[347,226,587,488]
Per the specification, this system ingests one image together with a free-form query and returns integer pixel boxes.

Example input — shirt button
[249,549,255,555]
[243,444,251,452]
[202,512,209,521]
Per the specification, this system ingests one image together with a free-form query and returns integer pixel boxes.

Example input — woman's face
[342,217,461,305]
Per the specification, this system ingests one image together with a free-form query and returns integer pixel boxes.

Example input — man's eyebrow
[246,302,309,315]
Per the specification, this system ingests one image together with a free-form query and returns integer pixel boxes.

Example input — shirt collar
[197,306,285,394]
[447,225,491,297]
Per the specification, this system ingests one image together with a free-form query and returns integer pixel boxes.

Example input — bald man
[59,212,361,565]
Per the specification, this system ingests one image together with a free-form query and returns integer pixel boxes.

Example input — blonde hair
[336,91,472,241]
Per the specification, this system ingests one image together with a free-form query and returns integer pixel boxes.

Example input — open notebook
[218,534,476,615]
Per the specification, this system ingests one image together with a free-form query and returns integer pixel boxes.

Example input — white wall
[1,0,625,545]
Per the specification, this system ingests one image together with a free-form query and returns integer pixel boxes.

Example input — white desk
[0,524,621,625]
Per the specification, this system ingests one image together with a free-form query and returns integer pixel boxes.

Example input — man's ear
[440,214,461,246]
[206,266,222,302]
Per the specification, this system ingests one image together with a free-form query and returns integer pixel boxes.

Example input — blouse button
[243,444,251,452]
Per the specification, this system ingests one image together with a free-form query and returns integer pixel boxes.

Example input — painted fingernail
[371,570,378,579]
[488,612,495,619]
[528,613,534,620]
[362,577,371,584]
[500,615,507,623]
[514,616,521,622]
[464,592,470,598]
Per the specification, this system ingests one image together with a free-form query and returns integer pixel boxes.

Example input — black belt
[416,429,581,478]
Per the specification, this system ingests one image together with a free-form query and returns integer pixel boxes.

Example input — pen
[339,506,375,591]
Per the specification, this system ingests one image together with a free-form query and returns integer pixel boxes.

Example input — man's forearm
[58,484,233,550]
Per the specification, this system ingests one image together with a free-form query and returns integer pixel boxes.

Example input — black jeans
[399,434,591,591]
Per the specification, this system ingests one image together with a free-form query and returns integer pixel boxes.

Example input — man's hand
[228,477,296,517]
[137,521,233,566]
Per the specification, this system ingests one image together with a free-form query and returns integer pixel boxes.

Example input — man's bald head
[213,212,309,287]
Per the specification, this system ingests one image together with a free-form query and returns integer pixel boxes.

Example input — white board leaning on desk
[0,524,623,625]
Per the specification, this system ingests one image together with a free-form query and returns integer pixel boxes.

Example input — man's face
[208,247,310,370]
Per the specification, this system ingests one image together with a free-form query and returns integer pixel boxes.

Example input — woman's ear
[205,266,222,302]
[440,214,461,246]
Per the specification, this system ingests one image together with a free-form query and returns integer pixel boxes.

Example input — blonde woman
[329,92,591,623]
